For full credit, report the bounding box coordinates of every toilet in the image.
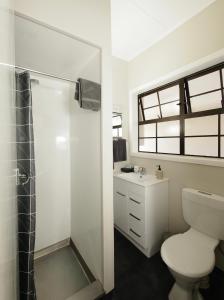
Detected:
[161,188,224,300]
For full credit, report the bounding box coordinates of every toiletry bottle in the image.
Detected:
[134,166,139,173]
[155,165,163,179]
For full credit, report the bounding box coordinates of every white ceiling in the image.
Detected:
[15,16,99,82]
[111,0,216,61]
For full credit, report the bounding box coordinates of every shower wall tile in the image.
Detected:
[18,232,35,255]
[16,124,34,142]
[15,107,32,125]
[18,212,36,234]
[18,195,36,215]
[17,177,36,197]
[19,271,35,295]
[16,142,35,160]
[17,157,35,175]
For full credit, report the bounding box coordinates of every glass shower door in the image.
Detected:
[0,0,17,299]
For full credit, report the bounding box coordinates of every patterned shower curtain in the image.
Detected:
[16,71,36,300]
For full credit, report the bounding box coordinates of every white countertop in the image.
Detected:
[114,172,168,187]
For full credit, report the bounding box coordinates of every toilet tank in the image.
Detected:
[182,188,224,240]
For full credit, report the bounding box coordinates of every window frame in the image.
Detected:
[138,62,224,159]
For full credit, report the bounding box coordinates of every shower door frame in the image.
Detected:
[14,10,114,295]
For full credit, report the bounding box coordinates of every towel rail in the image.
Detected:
[15,65,79,85]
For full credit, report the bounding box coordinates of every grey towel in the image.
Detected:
[75,78,101,111]
[113,138,127,162]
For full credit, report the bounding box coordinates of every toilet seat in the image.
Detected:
[161,228,219,278]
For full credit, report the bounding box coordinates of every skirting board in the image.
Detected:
[70,238,95,283]
[34,238,70,260]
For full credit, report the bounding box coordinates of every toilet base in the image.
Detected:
[169,282,204,300]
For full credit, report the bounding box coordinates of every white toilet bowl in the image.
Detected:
[161,188,224,300]
[161,228,219,300]
[167,270,203,300]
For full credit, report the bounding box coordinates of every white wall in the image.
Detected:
[112,57,129,172]
[0,0,17,299]
[112,57,128,118]
[128,0,224,90]
[15,0,114,292]
[31,75,71,251]
[76,52,101,84]
[127,0,224,233]
[70,51,102,280]
[70,101,102,280]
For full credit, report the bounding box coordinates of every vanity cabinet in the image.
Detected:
[113,173,168,257]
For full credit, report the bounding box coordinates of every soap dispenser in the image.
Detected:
[155,165,163,179]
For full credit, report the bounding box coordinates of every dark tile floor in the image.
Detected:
[101,229,224,300]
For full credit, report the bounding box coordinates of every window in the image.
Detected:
[113,112,122,137]
[138,62,224,158]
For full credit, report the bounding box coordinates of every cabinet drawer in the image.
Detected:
[114,178,127,196]
[128,190,144,205]
[127,182,145,197]
[128,198,144,220]
[128,221,145,248]
[128,214,144,235]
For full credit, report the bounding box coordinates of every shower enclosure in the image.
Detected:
[14,13,103,300]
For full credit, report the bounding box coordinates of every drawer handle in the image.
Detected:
[130,228,141,238]
[117,191,125,197]
[129,197,140,204]
[129,213,141,221]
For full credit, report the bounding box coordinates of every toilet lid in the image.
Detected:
[161,228,219,278]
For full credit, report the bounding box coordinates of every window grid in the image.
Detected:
[220,69,224,108]
[138,62,224,159]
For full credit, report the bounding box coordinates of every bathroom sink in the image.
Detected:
[114,172,167,187]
